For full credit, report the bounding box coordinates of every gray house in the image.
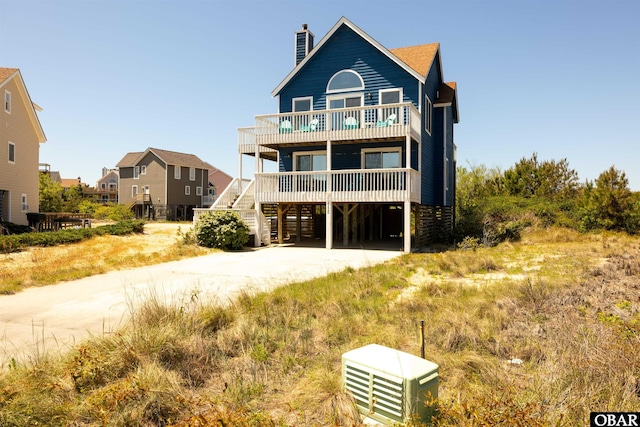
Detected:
[116,147,209,220]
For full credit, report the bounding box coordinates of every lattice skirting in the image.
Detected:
[416,205,454,247]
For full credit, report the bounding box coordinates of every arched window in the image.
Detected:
[326,70,364,93]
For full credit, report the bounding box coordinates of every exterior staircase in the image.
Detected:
[193,178,270,247]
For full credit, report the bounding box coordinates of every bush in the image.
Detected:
[191,211,249,250]
[0,220,145,253]
[93,204,134,221]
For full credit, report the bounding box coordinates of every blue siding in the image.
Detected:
[420,52,442,205]
[279,142,407,172]
[279,25,419,112]
[275,23,456,210]
[444,105,455,206]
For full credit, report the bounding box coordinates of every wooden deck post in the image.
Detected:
[277,204,284,244]
[404,200,411,253]
[326,198,333,249]
[296,205,302,242]
[343,203,349,246]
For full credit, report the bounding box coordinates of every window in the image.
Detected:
[134,166,140,179]
[444,156,449,191]
[189,167,196,181]
[184,185,191,195]
[425,95,432,135]
[292,96,312,112]
[132,185,138,197]
[141,165,146,175]
[379,88,403,122]
[21,194,27,212]
[8,142,15,163]
[196,186,203,196]
[362,147,401,169]
[327,70,364,93]
[294,151,327,171]
[174,166,181,180]
[4,90,10,114]
[143,185,149,194]
[380,88,401,105]
[101,183,106,190]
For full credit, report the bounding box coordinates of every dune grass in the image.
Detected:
[1,227,639,425]
[0,223,214,295]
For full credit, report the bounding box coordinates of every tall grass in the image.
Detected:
[1,227,639,425]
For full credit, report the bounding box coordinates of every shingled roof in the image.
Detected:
[116,148,209,169]
[389,43,439,79]
[0,68,19,83]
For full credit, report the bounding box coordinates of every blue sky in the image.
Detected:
[1,0,639,189]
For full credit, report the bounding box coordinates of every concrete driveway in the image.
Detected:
[0,245,400,364]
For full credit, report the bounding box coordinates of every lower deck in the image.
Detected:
[263,202,452,252]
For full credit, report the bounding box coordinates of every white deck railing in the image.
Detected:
[254,102,421,146]
[255,168,421,204]
[209,177,243,210]
[239,126,278,157]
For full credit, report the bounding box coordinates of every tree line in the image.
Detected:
[455,153,640,245]
[38,173,132,221]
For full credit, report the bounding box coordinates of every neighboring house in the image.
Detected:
[204,162,232,207]
[116,147,210,220]
[205,18,459,252]
[83,168,119,204]
[60,177,82,192]
[0,68,46,225]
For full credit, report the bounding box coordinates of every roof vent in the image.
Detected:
[294,24,314,66]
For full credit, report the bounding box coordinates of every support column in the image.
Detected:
[278,204,284,244]
[255,201,262,247]
[343,203,350,246]
[326,198,333,249]
[296,205,302,242]
[404,200,411,253]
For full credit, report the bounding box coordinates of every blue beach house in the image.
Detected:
[206,17,459,252]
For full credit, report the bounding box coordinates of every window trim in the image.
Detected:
[132,185,138,197]
[196,186,203,196]
[326,69,365,94]
[361,147,402,169]
[140,165,146,175]
[174,166,181,180]
[134,166,140,179]
[189,167,196,181]
[293,150,327,172]
[8,141,15,164]
[292,96,313,112]
[379,88,403,105]
[4,90,10,114]
[21,194,27,212]
[425,95,432,135]
[184,185,191,195]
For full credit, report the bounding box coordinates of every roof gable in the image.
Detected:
[389,44,440,79]
[116,148,209,170]
[0,67,46,143]
[272,17,437,97]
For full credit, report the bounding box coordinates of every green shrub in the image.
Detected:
[0,220,145,253]
[191,211,249,250]
[93,204,134,221]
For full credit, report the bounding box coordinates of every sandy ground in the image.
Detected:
[0,224,401,364]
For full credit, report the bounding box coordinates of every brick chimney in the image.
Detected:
[295,24,314,66]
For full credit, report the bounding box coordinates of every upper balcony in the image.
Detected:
[245,102,420,150]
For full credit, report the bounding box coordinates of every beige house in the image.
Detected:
[0,68,46,225]
[116,148,210,221]
[82,168,119,204]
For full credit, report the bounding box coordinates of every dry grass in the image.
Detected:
[0,222,214,294]
[1,227,639,426]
